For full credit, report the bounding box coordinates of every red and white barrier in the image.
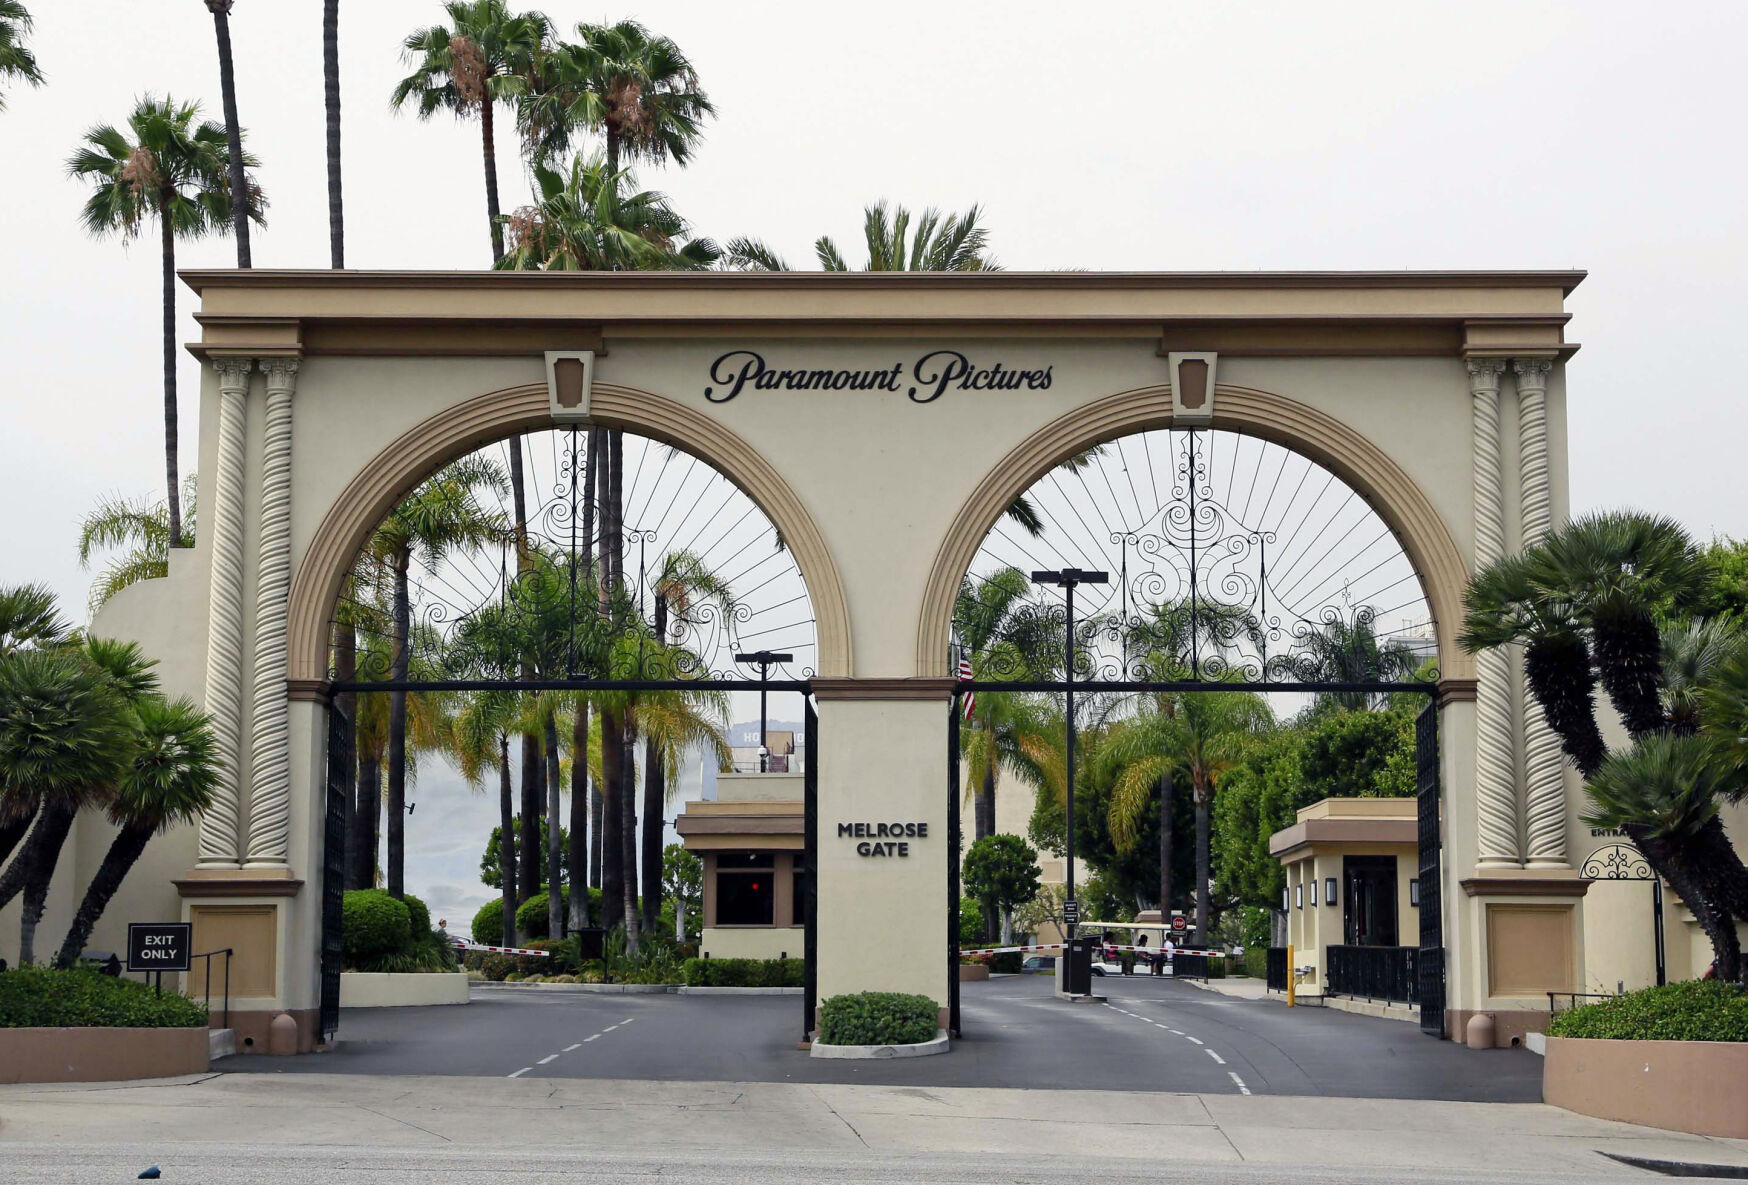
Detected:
[453,939,552,958]
[959,942,1228,957]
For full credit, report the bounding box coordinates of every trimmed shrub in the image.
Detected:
[516,889,570,940]
[1547,980,1748,1042]
[817,991,938,1046]
[471,898,507,946]
[342,890,411,959]
[480,954,516,982]
[681,957,805,987]
[0,968,208,1028]
[401,894,433,941]
[990,952,1022,974]
[1243,946,1269,980]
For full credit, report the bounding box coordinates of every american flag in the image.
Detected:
[958,655,975,721]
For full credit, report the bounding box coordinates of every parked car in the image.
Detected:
[1089,959,1125,977]
[1021,955,1056,973]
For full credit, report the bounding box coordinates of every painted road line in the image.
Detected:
[538,1054,559,1065]
[584,1034,600,1042]
[1185,1036,1204,1045]
[1205,1049,1227,1065]
[563,1043,582,1051]
[1228,1071,1252,1095]
[620,1017,635,1024]
[508,1067,532,1079]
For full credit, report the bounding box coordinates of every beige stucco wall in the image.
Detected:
[699,927,804,961]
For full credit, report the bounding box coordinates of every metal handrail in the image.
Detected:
[1547,990,1619,1014]
[192,948,233,1030]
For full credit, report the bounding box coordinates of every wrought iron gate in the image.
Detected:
[1415,700,1445,1037]
[319,700,351,1042]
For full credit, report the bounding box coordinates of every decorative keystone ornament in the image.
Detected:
[1168,351,1217,426]
[544,350,595,422]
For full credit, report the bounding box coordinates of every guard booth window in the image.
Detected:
[1344,855,1399,946]
[791,859,806,926]
[716,853,775,926]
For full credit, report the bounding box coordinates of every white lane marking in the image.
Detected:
[563,1043,582,1052]
[1205,1049,1226,1065]
[584,1034,600,1042]
[1184,1036,1204,1045]
[620,1017,635,1025]
[538,1054,559,1065]
[1228,1071,1252,1095]
[602,1024,619,1032]
[1154,1023,1170,1029]
[1168,1029,1184,1035]
[507,1067,532,1078]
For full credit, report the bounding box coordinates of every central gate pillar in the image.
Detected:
[809,679,955,1029]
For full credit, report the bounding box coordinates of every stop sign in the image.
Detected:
[1171,916,1186,932]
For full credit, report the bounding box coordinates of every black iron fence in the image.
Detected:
[1266,946,1289,992]
[1325,945,1418,1005]
[1173,950,1210,981]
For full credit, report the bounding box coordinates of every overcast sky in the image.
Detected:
[5,0,1745,927]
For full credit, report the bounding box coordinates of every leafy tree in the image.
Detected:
[392,0,548,262]
[478,816,568,890]
[76,477,198,613]
[662,844,701,939]
[962,833,1042,944]
[1297,703,1415,801]
[0,1,43,111]
[727,201,998,273]
[54,697,219,966]
[68,96,264,550]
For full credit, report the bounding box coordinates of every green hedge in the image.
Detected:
[516,889,569,940]
[471,898,508,946]
[681,957,804,987]
[342,890,411,959]
[1547,980,1748,1042]
[0,968,208,1028]
[1242,946,1269,980]
[818,991,938,1046]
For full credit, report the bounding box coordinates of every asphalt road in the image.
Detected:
[224,974,1543,1101]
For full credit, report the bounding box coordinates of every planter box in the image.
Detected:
[0,1027,209,1084]
[810,1029,950,1060]
[1544,1036,1748,1139]
[340,971,470,1008]
[958,964,990,982]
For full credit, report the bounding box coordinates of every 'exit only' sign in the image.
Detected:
[127,922,192,972]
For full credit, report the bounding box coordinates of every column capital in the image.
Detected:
[212,356,255,389]
[1512,357,1553,391]
[260,356,301,392]
[1465,357,1508,392]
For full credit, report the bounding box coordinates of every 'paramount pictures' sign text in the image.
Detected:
[704,349,1053,404]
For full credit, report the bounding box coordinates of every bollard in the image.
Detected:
[267,1012,299,1056]
[1465,1012,1496,1050]
[1286,944,1296,1007]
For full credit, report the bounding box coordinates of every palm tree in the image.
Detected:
[203,1,252,266]
[1274,609,1424,709]
[54,696,219,967]
[323,0,343,268]
[0,584,67,868]
[496,154,718,271]
[391,0,548,263]
[364,457,507,897]
[76,477,198,614]
[0,641,152,962]
[519,18,713,181]
[727,201,998,273]
[452,687,522,945]
[0,1,43,111]
[1105,687,1272,941]
[69,98,264,550]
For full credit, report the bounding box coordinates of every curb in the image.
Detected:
[677,986,804,996]
[809,1029,950,1060]
[473,982,675,994]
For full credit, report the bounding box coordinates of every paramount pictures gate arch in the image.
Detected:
[64,269,1590,1050]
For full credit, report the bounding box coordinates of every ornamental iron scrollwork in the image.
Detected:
[1580,842,1655,882]
[332,427,817,685]
[961,429,1437,692]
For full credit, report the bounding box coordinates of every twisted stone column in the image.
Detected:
[198,358,253,869]
[1468,358,1520,867]
[245,358,298,867]
[1516,357,1567,867]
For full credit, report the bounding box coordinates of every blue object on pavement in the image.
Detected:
[138,1167,160,1180]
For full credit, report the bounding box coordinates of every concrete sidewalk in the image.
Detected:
[3,1072,1746,1181]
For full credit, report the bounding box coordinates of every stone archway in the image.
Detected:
[915,381,1473,684]
[285,380,855,684]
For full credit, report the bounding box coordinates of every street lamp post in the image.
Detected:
[1029,569,1107,955]
[735,651,793,772]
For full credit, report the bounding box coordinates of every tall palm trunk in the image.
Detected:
[159,190,182,548]
[544,709,563,938]
[322,0,343,268]
[509,438,540,907]
[1193,784,1211,944]
[15,799,79,964]
[589,783,603,887]
[54,823,153,967]
[569,703,589,930]
[354,746,380,888]
[481,97,504,262]
[621,710,640,955]
[976,761,995,841]
[497,733,516,945]
[334,622,357,895]
[599,707,624,930]
[386,549,411,897]
[1157,771,1173,921]
[0,802,68,912]
[206,0,251,266]
[0,805,35,870]
[641,597,669,933]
